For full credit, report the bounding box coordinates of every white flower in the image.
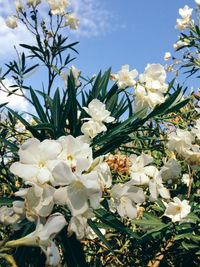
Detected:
[14,0,23,12]
[192,118,200,139]
[60,65,81,88]
[46,0,71,15]
[68,209,94,240]
[15,183,55,220]
[110,65,138,89]
[64,13,80,30]
[149,170,170,201]
[27,0,35,6]
[10,138,62,185]
[6,213,66,266]
[139,64,168,93]
[81,99,115,139]
[53,160,102,216]
[129,153,156,185]
[133,85,149,117]
[83,99,115,123]
[81,120,106,139]
[56,135,92,172]
[108,181,145,219]
[182,174,190,186]
[164,52,171,61]
[5,15,18,29]
[0,201,25,230]
[94,158,112,189]
[160,158,180,184]
[164,197,191,222]
[195,0,200,5]
[175,5,193,31]
[173,40,187,49]
[27,0,41,6]
[167,128,195,156]
[179,5,193,19]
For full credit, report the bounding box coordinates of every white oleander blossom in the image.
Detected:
[64,13,80,30]
[53,159,102,216]
[167,128,195,156]
[164,197,191,222]
[0,201,25,230]
[164,52,171,61]
[81,99,115,139]
[134,84,166,113]
[192,118,200,139]
[14,0,23,12]
[148,169,170,201]
[129,153,156,185]
[81,120,106,139]
[108,181,145,219]
[182,174,190,186]
[175,5,193,31]
[110,65,138,89]
[173,40,187,49]
[83,99,115,123]
[10,138,62,185]
[56,135,92,172]
[68,209,94,240]
[5,15,18,29]
[60,65,81,88]
[15,183,55,220]
[27,0,41,6]
[160,158,180,184]
[167,129,200,166]
[46,0,71,15]
[94,157,112,189]
[139,63,168,93]
[6,213,66,266]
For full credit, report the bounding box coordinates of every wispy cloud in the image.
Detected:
[70,0,114,37]
[0,0,115,57]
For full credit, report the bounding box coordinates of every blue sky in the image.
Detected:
[0,0,198,111]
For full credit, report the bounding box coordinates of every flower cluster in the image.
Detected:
[111,63,169,116]
[175,5,193,31]
[5,0,79,31]
[81,99,115,139]
[167,122,200,167]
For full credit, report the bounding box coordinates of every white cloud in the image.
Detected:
[0,15,34,59]
[70,0,113,37]
[0,78,31,112]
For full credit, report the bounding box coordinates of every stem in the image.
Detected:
[186,165,193,199]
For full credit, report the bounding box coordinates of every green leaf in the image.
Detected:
[30,87,48,123]
[87,219,115,254]
[67,72,78,136]
[6,107,44,140]
[52,88,61,130]
[58,228,88,267]
[184,212,200,223]
[181,241,199,250]
[0,197,19,205]
[0,138,19,152]
[94,208,139,239]
[132,219,165,227]
[142,211,163,222]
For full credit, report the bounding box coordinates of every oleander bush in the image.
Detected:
[0,1,199,266]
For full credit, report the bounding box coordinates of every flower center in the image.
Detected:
[123,75,129,80]
[67,155,73,161]
[75,181,83,189]
[176,206,181,211]
[38,161,45,168]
